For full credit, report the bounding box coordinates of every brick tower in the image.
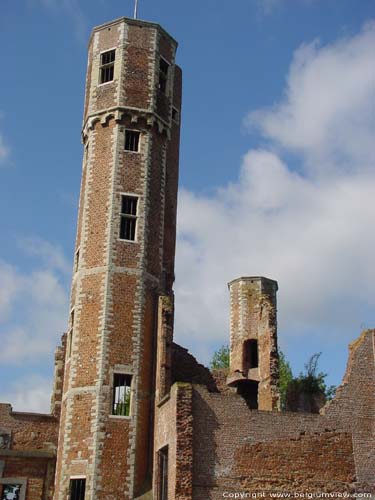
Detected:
[54,17,181,500]
[227,277,280,411]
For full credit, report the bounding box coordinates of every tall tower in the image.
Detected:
[54,17,181,500]
[227,277,280,411]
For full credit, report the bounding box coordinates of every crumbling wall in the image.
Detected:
[50,334,67,418]
[323,330,375,484]
[0,404,58,500]
[153,383,193,500]
[190,330,375,499]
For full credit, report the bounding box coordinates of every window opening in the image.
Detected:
[75,248,80,273]
[119,195,138,241]
[158,446,168,500]
[69,478,86,500]
[172,107,179,123]
[68,310,74,358]
[124,130,140,152]
[159,58,169,94]
[243,339,258,371]
[1,484,21,500]
[99,49,115,84]
[237,380,259,410]
[112,373,132,416]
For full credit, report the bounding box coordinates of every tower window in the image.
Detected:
[243,339,258,371]
[67,310,75,359]
[99,49,115,84]
[75,248,80,273]
[112,373,132,416]
[159,58,169,94]
[124,130,140,152]
[172,107,179,124]
[158,446,168,500]
[119,195,138,241]
[69,478,86,500]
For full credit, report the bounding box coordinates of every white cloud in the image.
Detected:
[0,263,22,320]
[246,22,375,172]
[174,22,375,364]
[20,237,72,275]
[0,375,52,413]
[0,238,69,364]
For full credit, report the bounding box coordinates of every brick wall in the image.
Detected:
[54,16,181,500]
[0,404,58,500]
[153,383,193,500]
[189,330,375,499]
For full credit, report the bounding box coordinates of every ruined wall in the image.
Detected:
[0,404,58,500]
[190,330,375,499]
[323,330,375,484]
[153,383,193,500]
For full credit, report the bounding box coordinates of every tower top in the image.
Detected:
[89,16,178,47]
[227,276,278,291]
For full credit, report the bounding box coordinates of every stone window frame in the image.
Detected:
[0,477,27,500]
[158,56,171,96]
[98,47,116,86]
[118,192,140,244]
[108,366,134,420]
[68,476,86,500]
[156,445,169,500]
[124,129,141,153]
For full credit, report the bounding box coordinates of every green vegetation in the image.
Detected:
[286,352,336,402]
[210,345,336,408]
[210,345,230,369]
[278,351,293,409]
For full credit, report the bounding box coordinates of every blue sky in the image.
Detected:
[0,0,374,411]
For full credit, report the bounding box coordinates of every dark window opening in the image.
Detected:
[237,380,259,410]
[68,310,75,358]
[159,58,169,94]
[119,195,138,241]
[243,339,258,371]
[158,446,168,500]
[112,373,132,416]
[75,249,80,273]
[172,107,179,123]
[125,130,140,152]
[1,484,21,500]
[69,478,86,500]
[100,49,115,84]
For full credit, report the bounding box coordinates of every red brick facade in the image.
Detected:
[0,15,374,500]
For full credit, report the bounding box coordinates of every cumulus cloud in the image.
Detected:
[0,376,52,413]
[0,238,70,365]
[246,22,375,172]
[174,22,375,364]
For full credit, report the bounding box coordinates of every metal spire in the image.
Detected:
[133,0,138,19]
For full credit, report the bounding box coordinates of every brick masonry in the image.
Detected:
[53,16,181,500]
[0,404,57,500]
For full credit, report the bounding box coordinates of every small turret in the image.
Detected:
[227,276,280,410]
